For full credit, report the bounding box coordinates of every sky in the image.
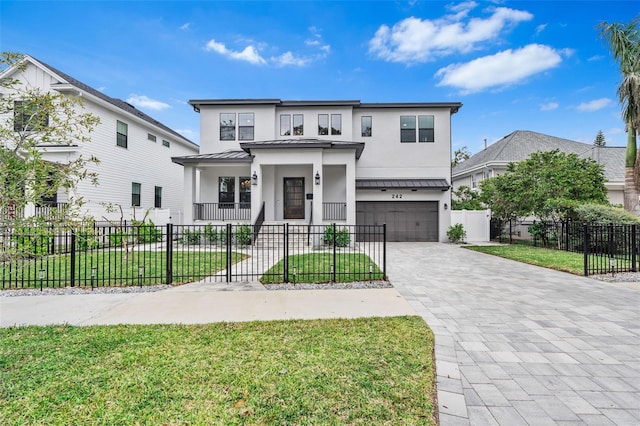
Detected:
[1,0,638,155]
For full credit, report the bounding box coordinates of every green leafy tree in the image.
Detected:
[480,150,608,226]
[451,146,471,167]
[598,18,640,212]
[451,185,484,210]
[594,130,606,147]
[0,52,100,228]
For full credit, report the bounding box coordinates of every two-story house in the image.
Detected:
[172,99,461,242]
[0,55,199,223]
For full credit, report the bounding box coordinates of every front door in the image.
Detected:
[284,177,305,219]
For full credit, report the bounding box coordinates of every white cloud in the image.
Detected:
[205,39,267,65]
[126,94,170,111]
[179,23,191,30]
[540,101,558,111]
[369,5,533,63]
[435,44,564,93]
[272,51,309,67]
[535,23,547,35]
[577,98,612,112]
[588,55,604,61]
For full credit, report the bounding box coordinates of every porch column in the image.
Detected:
[183,165,196,224]
[345,159,356,224]
[313,161,323,225]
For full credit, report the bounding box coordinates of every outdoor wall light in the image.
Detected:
[315,171,321,185]
[252,171,258,185]
[444,203,448,210]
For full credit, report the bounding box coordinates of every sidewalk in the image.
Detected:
[0,282,416,327]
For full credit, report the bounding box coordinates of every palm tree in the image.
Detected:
[599,18,640,212]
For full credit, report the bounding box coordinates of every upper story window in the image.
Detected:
[401,115,435,143]
[318,114,328,135]
[14,100,48,131]
[238,113,254,141]
[418,115,434,143]
[361,116,372,137]
[280,114,291,136]
[147,133,156,142]
[331,114,341,136]
[131,182,141,206]
[220,113,236,140]
[117,120,128,148]
[293,114,304,136]
[162,140,170,148]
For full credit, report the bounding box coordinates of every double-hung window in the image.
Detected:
[331,114,341,135]
[400,116,416,142]
[401,115,435,142]
[117,121,128,148]
[14,100,48,131]
[131,182,141,206]
[154,186,162,208]
[239,113,254,140]
[361,116,372,137]
[219,177,235,208]
[418,115,434,142]
[220,113,236,140]
[318,114,329,135]
[280,115,291,136]
[293,114,304,135]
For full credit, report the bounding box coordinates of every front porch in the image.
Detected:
[191,201,348,222]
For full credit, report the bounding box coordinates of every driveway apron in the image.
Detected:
[387,242,640,426]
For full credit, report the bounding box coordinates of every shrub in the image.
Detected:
[572,203,640,224]
[204,224,218,243]
[235,225,252,246]
[76,229,99,250]
[181,228,201,245]
[11,226,53,257]
[108,230,127,247]
[131,220,162,244]
[447,223,466,244]
[323,226,351,247]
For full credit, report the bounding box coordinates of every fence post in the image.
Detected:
[284,223,289,283]
[70,229,76,287]
[166,223,173,284]
[332,223,337,283]
[633,224,637,273]
[583,224,589,276]
[226,223,232,282]
[383,224,387,280]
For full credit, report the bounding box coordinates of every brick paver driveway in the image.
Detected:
[387,243,640,426]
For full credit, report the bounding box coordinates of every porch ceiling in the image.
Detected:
[356,178,450,191]
[240,138,365,159]
[172,150,251,165]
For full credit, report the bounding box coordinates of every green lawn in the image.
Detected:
[0,317,436,425]
[465,244,585,274]
[1,250,248,288]
[260,253,384,284]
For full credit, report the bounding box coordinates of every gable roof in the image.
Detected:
[452,130,625,182]
[6,55,197,148]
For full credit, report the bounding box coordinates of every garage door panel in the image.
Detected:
[356,201,439,242]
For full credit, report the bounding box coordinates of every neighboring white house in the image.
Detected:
[0,55,199,223]
[172,99,462,242]
[452,130,625,205]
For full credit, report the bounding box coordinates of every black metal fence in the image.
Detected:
[0,223,386,289]
[494,220,640,276]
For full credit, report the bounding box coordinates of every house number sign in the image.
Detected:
[391,194,403,199]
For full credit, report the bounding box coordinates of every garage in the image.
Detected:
[356,201,439,242]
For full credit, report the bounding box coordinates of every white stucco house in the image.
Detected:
[172,99,462,242]
[452,130,625,206]
[0,55,199,223]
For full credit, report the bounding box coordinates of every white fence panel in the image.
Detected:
[451,209,491,242]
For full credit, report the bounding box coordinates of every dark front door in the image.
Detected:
[284,177,305,219]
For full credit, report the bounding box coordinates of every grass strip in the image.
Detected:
[260,253,384,284]
[0,317,436,425]
[465,244,584,275]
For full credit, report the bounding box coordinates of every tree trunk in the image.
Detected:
[624,167,640,212]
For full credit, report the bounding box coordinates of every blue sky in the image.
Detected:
[1,0,637,154]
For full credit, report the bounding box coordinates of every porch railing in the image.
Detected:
[193,203,251,221]
[35,202,68,219]
[323,202,347,221]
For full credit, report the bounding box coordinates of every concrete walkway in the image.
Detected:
[388,243,640,426]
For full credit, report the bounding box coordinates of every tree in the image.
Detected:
[598,18,640,212]
[594,130,606,147]
[451,146,471,167]
[480,150,608,226]
[0,52,100,228]
[451,185,484,210]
